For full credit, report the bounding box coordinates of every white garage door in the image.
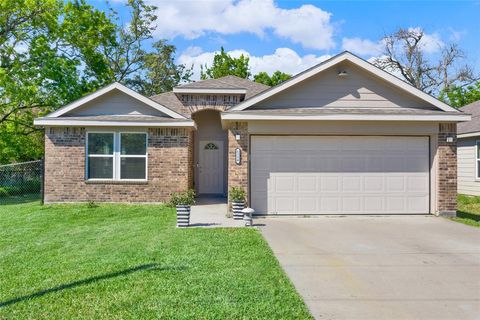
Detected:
[250,136,430,215]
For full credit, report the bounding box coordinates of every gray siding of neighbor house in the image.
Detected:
[254,61,437,110]
[68,89,168,117]
[458,137,480,196]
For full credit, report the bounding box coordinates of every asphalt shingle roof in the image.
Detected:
[175,75,270,99]
[150,76,270,117]
[458,101,480,135]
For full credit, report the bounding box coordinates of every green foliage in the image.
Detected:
[169,189,196,206]
[0,122,44,163]
[126,40,193,96]
[440,82,480,108]
[229,186,246,202]
[200,47,251,79]
[0,178,41,198]
[0,0,117,163]
[254,70,291,86]
[0,0,190,164]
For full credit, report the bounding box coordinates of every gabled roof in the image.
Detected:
[458,101,480,136]
[174,75,269,99]
[47,82,187,119]
[227,51,459,113]
[150,91,191,117]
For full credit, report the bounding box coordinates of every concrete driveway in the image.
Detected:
[260,216,480,320]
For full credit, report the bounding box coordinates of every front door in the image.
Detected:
[198,140,224,194]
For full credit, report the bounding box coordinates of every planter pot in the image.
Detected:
[232,201,245,220]
[176,205,191,227]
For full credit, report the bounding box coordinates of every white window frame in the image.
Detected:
[86,131,148,181]
[476,140,480,180]
[118,132,148,181]
[86,131,115,181]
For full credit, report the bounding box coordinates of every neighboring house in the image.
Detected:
[457,101,480,195]
[34,51,470,216]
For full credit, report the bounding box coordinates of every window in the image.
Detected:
[86,132,147,181]
[204,142,219,150]
[477,141,480,179]
[120,133,147,180]
[87,133,114,179]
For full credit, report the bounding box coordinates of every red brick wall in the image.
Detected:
[227,122,249,205]
[44,127,193,203]
[437,123,457,214]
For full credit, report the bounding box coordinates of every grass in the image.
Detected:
[0,200,311,319]
[455,194,480,227]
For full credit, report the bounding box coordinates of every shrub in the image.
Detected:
[169,189,196,206]
[229,186,245,202]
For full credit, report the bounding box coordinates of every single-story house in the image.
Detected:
[34,51,470,216]
[457,100,480,195]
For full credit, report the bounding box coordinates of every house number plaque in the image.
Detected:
[235,148,241,165]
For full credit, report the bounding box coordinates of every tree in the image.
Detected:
[126,40,192,96]
[103,0,154,84]
[0,0,117,163]
[373,28,476,96]
[440,82,480,108]
[200,47,250,79]
[0,0,190,163]
[254,70,291,86]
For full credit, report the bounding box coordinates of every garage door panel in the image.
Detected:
[386,176,405,192]
[297,176,318,192]
[386,197,406,212]
[407,196,429,212]
[298,197,318,212]
[274,197,297,213]
[321,176,340,192]
[320,197,341,212]
[407,176,429,192]
[364,196,384,212]
[342,176,362,192]
[251,136,429,215]
[364,176,384,192]
[272,175,296,192]
[342,197,363,212]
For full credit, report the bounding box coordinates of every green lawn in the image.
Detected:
[0,201,311,319]
[455,194,480,227]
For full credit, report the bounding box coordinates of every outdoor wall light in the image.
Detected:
[446,136,454,143]
[337,70,348,77]
[235,133,241,140]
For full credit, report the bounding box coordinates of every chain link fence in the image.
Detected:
[0,160,43,204]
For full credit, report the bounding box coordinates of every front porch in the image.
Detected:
[189,195,244,227]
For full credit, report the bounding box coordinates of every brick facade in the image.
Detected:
[437,123,457,215]
[44,127,193,203]
[227,122,249,205]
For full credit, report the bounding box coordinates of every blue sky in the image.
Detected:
[92,0,480,79]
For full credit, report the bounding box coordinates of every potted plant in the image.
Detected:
[229,186,246,220]
[169,189,195,227]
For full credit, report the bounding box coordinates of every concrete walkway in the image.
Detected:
[189,196,244,228]
[259,215,480,320]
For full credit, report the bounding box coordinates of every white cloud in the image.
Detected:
[408,27,444,54]
[341,37,382,56]
[342,28,445,57]
[178,47,331,80]
[147,0,335,50]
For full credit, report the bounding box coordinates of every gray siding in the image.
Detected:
[68,89,167,117]
[255,61,436,110]
[457,137,480,195]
